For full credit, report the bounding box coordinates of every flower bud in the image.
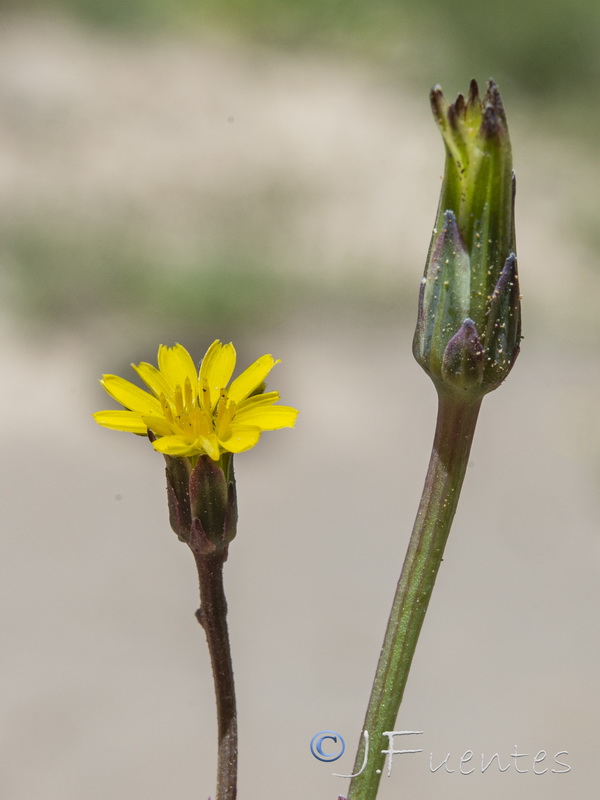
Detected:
[413,79,521,398]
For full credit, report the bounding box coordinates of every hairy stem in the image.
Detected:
[346,392,482,800]
[194,551,237,800]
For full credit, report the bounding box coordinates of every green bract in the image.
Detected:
[165,452,238,553]
[413,79,521,398]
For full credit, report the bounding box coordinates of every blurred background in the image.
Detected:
[1,1,599,798]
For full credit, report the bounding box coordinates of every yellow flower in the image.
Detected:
[94,340,298,460]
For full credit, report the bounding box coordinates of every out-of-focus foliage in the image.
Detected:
[6,0,600,112]
[2,223,292,337]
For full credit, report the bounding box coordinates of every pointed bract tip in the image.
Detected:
[485,77,500,97]
[500,251,518,280]
[480,103,501,139]
[429,209,467,268]
[468,78,480,105]
[442,318,485,391]
[484,79,507,125]
[430,85,446,120]
[454,92,466,116]
[443,209,457,225]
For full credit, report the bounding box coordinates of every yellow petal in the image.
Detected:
[199,340,236,408]
[227,354,279,404]
[152,435,200,457]
[157,344,198,391]
[93,410,148,434]
[199,434,222,461]
[220,427,261,453]
[100,375,162,415]
[133,362,173,399]
[236,391,280,411]
[233,405,298,430]
[152,433,221,460]
[141,415,175,437]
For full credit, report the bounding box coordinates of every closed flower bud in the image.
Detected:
[413,79,521,398]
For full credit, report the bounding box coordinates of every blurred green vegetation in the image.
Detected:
[9,0,600,115]
[3,221,412,341]
[2,222,286,338]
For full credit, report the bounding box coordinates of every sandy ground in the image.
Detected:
[0,14,599,800]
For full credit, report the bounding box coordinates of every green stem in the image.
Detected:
[346,391,482,800]
[194,550,237,800]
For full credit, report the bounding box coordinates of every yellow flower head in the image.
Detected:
[94,340,298,460]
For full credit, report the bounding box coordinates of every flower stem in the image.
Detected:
[194,550,237,800]
[346,391,482,800]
